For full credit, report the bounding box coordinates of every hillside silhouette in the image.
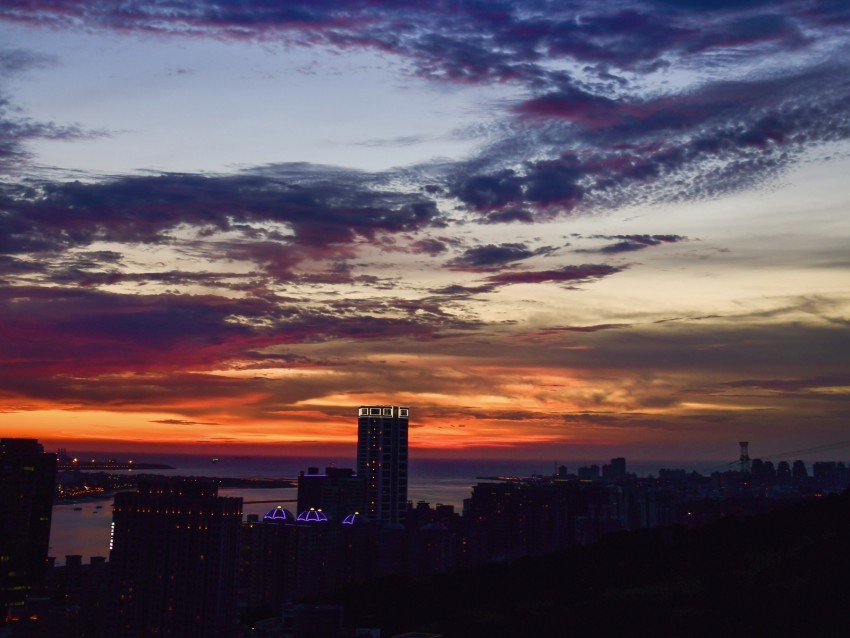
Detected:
[334,491,850,637]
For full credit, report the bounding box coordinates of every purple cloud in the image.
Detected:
[0,167,442,258]
[580,234,689,253]
[447,242,555,271]
[486,263,624,286]
[409,237,452,256]
[450,170,524,211]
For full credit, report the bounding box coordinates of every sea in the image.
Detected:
[50,453,723,565]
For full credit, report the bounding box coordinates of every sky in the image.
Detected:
[0,0,848,463]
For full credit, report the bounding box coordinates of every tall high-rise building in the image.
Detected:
[108,478,242,638]
[357,405,409,525]
[0,438,56,624]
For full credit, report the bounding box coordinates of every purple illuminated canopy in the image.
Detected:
[263,507,294,524]
[342,513,363,525]
[296,508,329,523]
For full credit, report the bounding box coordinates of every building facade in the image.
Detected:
[357,405,409,525]
[108,478,242,638]
[0,438,56,624]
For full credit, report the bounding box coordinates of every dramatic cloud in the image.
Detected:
[3,2,850,212]
[0,168,442,258]
[1,0,848,456]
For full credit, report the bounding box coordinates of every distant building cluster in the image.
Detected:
[3,420,850,637]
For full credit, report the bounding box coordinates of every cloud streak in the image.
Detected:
[485,263,624,286]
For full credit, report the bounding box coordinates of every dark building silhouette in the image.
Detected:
[239,511,294,613]
[414,521,452,576]
[746,459,779,485]
[287,509,342,600]
[812,461,849,489]
[577,464,600,481]
[0,438,57,624]
[776,460,792,482]
[602,457,627,481]
[297,467,365,522]
[466,482,574,561]
[107,478,242,638]
[357,406,409,524]
[239,507,382,608]
[338,513,373,589]
[46,555,109,638]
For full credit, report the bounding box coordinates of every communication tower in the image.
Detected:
[739,441,751,474]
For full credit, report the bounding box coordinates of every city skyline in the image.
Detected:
[1,1,849,461]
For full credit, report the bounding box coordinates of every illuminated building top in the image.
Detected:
[358,405,409,418]
[357,405,409,525]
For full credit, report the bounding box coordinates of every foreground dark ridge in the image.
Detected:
[333,491,850,637]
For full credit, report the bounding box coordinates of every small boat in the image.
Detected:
[211,458,220,464]
[73,507,82,511]
[95,505,103,509]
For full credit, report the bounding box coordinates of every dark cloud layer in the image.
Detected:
[447,242,555,270]
[0,168,441,267]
